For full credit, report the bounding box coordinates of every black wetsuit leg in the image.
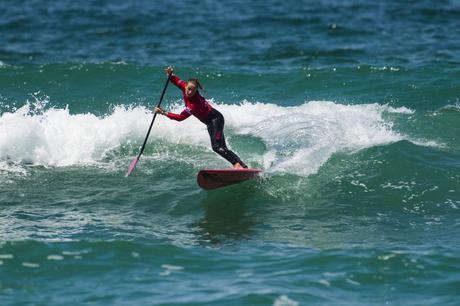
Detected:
[205,109,247,167]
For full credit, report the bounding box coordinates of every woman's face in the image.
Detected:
[185,82,197,98]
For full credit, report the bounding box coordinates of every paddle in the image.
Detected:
[125,72,172,177]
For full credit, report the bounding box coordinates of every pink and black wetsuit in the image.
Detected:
[166,75,247,167]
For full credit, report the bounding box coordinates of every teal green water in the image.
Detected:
[1,1,460,305]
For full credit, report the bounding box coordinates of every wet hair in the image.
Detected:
[187,78,206,94]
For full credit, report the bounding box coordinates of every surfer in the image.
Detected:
[155,66,248,169]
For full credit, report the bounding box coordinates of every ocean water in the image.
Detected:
[1,0,460,305]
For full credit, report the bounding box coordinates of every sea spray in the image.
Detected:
[220,101,410,175]
[1,99,415,177]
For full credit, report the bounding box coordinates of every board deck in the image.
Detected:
[197,168,262,190]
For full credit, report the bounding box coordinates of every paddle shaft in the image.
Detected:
[136,73,172,161]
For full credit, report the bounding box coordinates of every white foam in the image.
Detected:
[273,295,299,306]
[0,102,206,167]
[1,100,413,175]
[218,101,406,175]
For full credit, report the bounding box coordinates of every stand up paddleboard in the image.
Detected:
[197,169,262,190]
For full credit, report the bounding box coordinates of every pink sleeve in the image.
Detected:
[166,108,192,121]
[170,75,186,91]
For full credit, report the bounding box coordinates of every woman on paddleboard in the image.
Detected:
[155,66,248,169]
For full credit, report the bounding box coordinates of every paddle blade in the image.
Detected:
[125,156,140,177]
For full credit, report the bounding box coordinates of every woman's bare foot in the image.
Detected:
[233,162,244,169]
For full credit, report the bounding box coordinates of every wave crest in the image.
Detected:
[1,100,413,175]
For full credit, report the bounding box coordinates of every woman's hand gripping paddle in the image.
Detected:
[125,72,172,177]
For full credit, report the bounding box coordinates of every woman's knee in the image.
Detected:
[212,144,226,154]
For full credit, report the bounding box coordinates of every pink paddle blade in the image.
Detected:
[125,157,140,177]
